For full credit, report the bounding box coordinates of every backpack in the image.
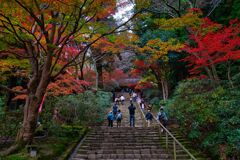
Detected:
[158,112,168,121]
[145,112,153,120]
[107,113,113,121]
[117,112,122,120]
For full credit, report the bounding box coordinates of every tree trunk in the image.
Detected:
[80,64,84,80]
[75,64,79,80]
[79,51,87,80]
[96,61,103,89]
[1,54,52,156]
[150,67,167,100]
[16,95,40,143]
[161,79,168,100]
[155,76,163,99]
[95,71,99,90]
[0,91,43,156]
[227,61,234,88]
[163,80,169,100]
[211,64,220,82]
[161,80,166,100]
[91,56,98,90]
[0,93,44,156]
[219,144,227,160]
[204,66,214,81]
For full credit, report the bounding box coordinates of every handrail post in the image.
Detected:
[166,132,168,150]
[173,140,176,160]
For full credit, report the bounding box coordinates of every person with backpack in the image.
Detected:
[128,103,136,127]
[157,106,168,132]
[116,109,122,127]
[112,103,118,119]
[145,110,153,127]
[107,111,114,127]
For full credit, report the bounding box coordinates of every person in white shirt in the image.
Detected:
[120,95,125,105]
[114,97,119,105]
[140,99,145,110]
[132,92,137,102]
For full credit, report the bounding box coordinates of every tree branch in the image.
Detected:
[51,10,141,79]
[206,0,222,17]
[163,0,181,17]
[0,85,27,94]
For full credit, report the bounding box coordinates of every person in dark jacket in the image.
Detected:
[128,103,136,127]
[112,91,115,102]
[145,110,153,127]
[112,103,118,119]
[107,111,114,127]
[157,106,168,132]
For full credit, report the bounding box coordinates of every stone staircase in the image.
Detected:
[69,94,206,160]
[71,127,177,159]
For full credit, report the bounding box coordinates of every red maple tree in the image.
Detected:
[183,19,240,82]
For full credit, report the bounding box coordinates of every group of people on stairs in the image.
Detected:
[107,100,137,127]
[107,92,168,130]
[145,106,168,132]
[113,95,126,105]
[107,104,122,127]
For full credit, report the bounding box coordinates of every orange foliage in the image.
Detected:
[47,74,91,96]
[135,81,153,90]
[13,94,27,101]
[12,73,92,100]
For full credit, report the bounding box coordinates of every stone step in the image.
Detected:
[83,141,162,144]
[91,127,159,130]
[85,137,161,140]
[81,141,162,144]
[87,135,160,137]
[79,145,165,150]
[89,130,160,133]
[87,134,160,137]
[86,135,160,138]
[73,153,175,159]
[77,148,168,154]
[84,137,161,140]
[90,130,160,134]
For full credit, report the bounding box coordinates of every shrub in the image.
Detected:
[42,91,111,127]
[0,110,22,142]
[167,79,240,159]
[0,96,22,148]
